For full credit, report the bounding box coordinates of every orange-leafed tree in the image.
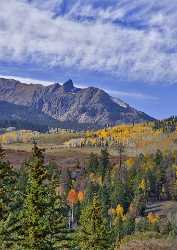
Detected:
[67,189,78,205]
[78,191,85,203]
[67,189,78,228]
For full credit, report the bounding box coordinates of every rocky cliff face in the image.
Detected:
[0,78,154,129]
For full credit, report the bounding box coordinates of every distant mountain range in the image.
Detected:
[0,78,154,131]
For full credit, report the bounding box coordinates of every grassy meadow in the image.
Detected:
[0,122,177,168]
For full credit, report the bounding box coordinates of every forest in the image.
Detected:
[1,140,177,249]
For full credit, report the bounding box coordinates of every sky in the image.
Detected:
[0,0,176,119]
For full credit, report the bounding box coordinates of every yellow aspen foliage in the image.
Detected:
[90,138,97,146]
[139,179,146,191]
[108,208,116,216]
[147,212,160,224]
[0,130,34,144]
[85,131,92,138]
[126,158,135,168]
[100,129,108,139]
[84,121,175,152]
[116,204,124,218]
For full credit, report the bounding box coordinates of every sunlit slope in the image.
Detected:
[85,122,177,153]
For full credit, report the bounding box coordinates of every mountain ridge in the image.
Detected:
[0,77,154,130]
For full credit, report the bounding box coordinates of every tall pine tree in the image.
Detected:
[0,145,19,249]
[76,194,111,250]
[99,148,110,184]
[19,142,71,249]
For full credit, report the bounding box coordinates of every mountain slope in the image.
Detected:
[0,101,62,131]
[0,101,94,131]
[0,78,154,129]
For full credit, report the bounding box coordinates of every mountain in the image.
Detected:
[0,101,93,132]
[0,101,64,132]
[0,78,154,130]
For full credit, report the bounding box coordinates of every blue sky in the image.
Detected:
[0,0,176,119]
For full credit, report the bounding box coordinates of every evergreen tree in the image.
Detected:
[48,183,72,249]
[154,150,166,200]
[111,180,131,211]
[98,184,111,219]
[76,194,111,250]
[19,142,71,249]
[0,145,19,249]
[85,180,99,204]
[99,148,110,184]
[0,146,16,220]
[117,142,125,173]
[87,153,99,174]
[61,168,73,195]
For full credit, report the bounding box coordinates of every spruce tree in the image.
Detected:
[76,194,111,250]
[87,153,99,174]
[19,142,71,250]
[98,184,111,220]
[47,182,72,249]
[99,148,110,184]
[0,145,19,249]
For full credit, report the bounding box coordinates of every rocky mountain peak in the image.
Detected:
[63,79,74,92]
[0,77,154,129]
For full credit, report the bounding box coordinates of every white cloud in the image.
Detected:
[26,0,63,11]
[0,74,53,86]
[0,0,177,84]
[107,89,158,101]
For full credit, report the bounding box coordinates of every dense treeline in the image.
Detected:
[0,119,50,132]
[153,116,177,133]
[0,119,98,133]
[0,144,177,249]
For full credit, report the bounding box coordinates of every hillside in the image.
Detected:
[84,122,177,154]
[0,101,90,132]
[0,78,154,130]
